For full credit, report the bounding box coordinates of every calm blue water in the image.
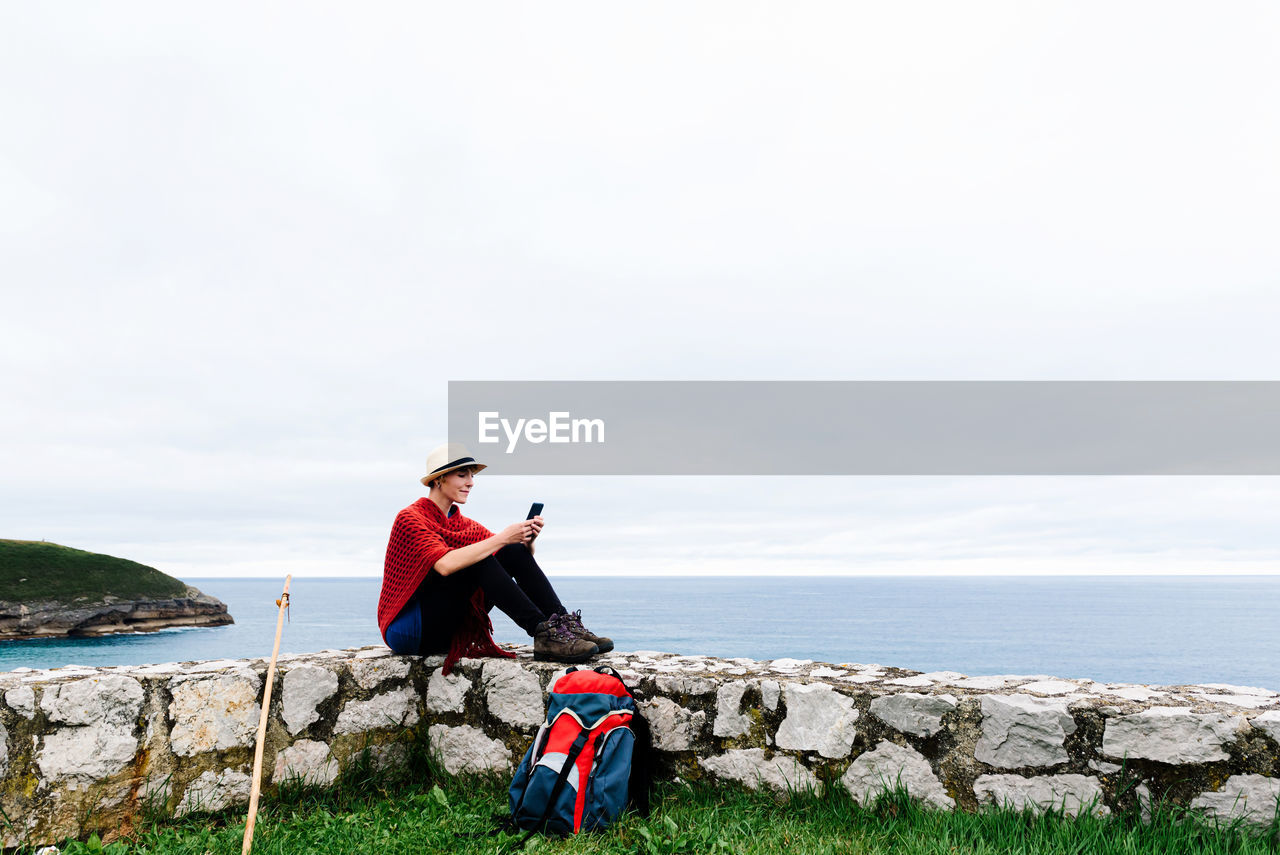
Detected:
[2,577,1278,691]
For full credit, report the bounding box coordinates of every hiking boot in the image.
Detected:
[561,609,614,654]
[533,616,598,663]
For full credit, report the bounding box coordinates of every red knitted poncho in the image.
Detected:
[377,497,516,674]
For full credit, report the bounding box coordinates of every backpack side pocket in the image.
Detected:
[581,725,636,832]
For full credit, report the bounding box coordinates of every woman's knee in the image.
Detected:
[494,543,542,574]
[435,561,487,592]
[385,605,421,655]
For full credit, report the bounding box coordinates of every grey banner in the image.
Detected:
[447,381,1280,475]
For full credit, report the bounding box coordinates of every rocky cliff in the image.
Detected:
[0,540,234,639]
[0,586,233,639]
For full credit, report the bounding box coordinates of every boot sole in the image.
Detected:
[533,646,599,664]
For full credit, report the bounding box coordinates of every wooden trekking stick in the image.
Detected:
[242,575,291,855]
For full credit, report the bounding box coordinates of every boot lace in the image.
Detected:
[546,613,578,643]
[564,609,586,634]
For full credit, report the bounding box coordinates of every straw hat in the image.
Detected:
[421,443,487,486]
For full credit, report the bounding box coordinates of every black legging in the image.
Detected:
[387,543,567,656]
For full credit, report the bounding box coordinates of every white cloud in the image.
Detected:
[2,3,1278,578]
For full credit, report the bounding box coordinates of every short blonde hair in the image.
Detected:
[426,465,478,490]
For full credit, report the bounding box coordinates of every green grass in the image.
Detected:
[22,743,1279,855]
[0,540,188,605]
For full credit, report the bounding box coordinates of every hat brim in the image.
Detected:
[420,461,487,486]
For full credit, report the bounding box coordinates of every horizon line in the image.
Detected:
[182,572,1280,579]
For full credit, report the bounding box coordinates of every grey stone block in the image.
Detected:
[842,741,954,809]
[974,773,1108,817]
[869,693,957,738]
[1102,707,1244,764]
[975,694,1075,769]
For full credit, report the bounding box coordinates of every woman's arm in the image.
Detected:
[432,518,541,576]
[432,534,506,576]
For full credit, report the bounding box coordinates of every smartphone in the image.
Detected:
[526,502,544,540]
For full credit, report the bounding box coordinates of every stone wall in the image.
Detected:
[2,646,1279,846]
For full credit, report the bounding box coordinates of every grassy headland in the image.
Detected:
[0,539,188,605]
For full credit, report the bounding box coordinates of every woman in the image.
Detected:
[377,443,612,674]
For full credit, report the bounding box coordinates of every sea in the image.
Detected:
[2,576,1278,691]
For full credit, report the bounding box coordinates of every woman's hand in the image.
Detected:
[525,515,545,554]
[498,516,544,546]
[437,516,547,575]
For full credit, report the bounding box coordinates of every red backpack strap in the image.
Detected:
[517,728,590,845]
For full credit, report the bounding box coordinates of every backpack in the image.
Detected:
[507,664,651,839]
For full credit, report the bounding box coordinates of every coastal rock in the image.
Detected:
[0,588,233,640]
[272,739,339,787]
[0,721,7,778]
[176,769,252,816]
[1191,775,1280,828]
[5,686,35,719]
[642,697,707,752]
[714,680,753,738]
[700,748,819,793]
[842,741,954,809]
[974,774,1109,817]
[427,724,511,775]
[335,686,419,734]
[168,671,261,755]
[869,693,957,738]
[282,665,339,735]
[481,659,543,728]
[426,667,470,713]
[975,695,1075,769]
[776,683,859,759]
[1102,707,1245,764]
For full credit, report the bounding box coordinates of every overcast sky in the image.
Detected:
[2,3,1279,579]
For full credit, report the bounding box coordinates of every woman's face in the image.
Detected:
[437,468,475,504]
